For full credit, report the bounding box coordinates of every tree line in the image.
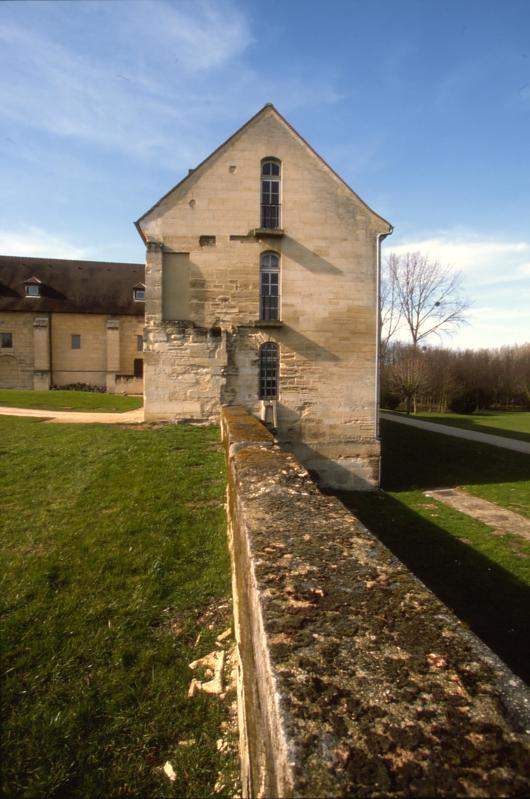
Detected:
[380,251,529,413]
[381,342,530,413]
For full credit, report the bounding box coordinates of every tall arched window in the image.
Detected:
[261,158,281,229]
[259,342,279,399]
[260,251,280,321]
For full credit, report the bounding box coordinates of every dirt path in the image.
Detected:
[425,487,530,542]
[0,406,144,424]
[380,412,530,455]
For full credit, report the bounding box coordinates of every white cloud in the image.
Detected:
[383,231,530,349]
[385,234,530,280]
[0,228,87,259]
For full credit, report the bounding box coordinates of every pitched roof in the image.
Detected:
[0,255,145,315]
[135,103,392,242]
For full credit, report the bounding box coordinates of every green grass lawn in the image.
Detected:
[337,419,530,683]
[388,409,530,443]
[0,389,143,413]
[0,417,234,798]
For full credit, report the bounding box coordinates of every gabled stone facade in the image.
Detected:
[136,104,392,489]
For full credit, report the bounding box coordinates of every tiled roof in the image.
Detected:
[0,255,145,315]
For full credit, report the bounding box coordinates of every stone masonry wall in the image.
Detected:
[0,311,143,392]
[222,406,530,798]
[0,310,34,388]
[144,320,228,422]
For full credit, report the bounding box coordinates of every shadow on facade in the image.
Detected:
[278,325,340,362]
[282,236,343,275]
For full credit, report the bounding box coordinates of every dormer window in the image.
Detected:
[261,158,281,229]
[24,277,42,298]
[133,283,145,302]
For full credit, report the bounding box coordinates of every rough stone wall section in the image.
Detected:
[144,320,228,422]
[222,405,530,798]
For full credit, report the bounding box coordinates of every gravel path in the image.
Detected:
[425,488,530,541]
[0,406,144,424]
[380,412,530,455]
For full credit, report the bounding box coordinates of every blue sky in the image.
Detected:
[1,0,529,348]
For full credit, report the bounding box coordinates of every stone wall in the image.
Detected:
[143,320,228,422]
[0,311,143,392]
[0,310,34,388]
[114,375,143,395]
[51,312,108,387]
[222,405,530,798]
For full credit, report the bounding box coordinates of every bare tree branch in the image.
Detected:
[388,251,470,347]
[380,254,403,356]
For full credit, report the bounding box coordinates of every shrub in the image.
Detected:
[51,383,106,394]
[449,394,477,414]
[381,391,401,410]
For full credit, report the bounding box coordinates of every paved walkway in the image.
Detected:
[0,406,144,425]
[425,488,530,542]
[380,412,530,455]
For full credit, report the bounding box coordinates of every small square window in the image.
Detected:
[71,334,81,350]
[137,335,143,352]
[134,288,145,301]
[1,332,13,348]
[25,284,40,297]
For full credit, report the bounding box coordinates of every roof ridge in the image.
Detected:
[0,254,143,267]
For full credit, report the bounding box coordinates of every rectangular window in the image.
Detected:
[136,335,143,352]
[259,343,279,399]
[1,332,13,348]
[25,284,40,297]
[260,270,279,320]
[71,334,81,350]
[134,288,145,301]
[134,358,143,379]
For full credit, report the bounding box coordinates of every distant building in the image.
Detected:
[135,104,392,489]
[0,255,145,394]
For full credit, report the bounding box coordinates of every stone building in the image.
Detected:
[136,103,392,489]
[0,255,145,393]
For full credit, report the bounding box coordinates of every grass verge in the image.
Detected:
[0,417,233,798]
[0,389,143,413]
[387,409,530,443]
[337,419,530,683]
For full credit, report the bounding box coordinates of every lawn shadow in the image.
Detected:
[381,418,530,491]
[336,489,530,684]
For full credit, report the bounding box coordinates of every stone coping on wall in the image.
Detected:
[221,405,530,798]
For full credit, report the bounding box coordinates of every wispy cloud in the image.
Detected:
[0,227,87,259]
[0,0,340,169]
[130,0,253,71]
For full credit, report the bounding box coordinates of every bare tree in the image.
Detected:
[388,251,469,347]
[380,253,402,357]
[388,345,428,414]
